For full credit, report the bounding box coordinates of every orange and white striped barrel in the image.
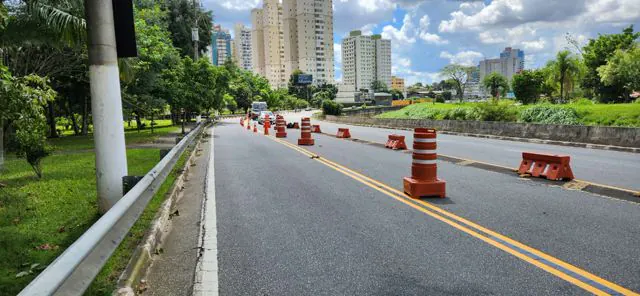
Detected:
[297,117,314,145]
[411,128,438,181]
[264,114,270,135]
[276,115,287,138]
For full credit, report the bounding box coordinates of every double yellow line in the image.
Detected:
[264,133,637,295]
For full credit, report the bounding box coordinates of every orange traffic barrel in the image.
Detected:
[276,115,287,138]
[403,128,446,198]
[298,118,314,145]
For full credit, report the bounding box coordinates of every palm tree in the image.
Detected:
[550,50,580,101]
[482,72,509,99]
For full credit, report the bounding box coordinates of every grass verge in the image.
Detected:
[49,125,181,152]
[377,101,640,127]
[0,149,162,295]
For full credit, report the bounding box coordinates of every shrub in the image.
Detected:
[443,107,469,120]
[435,96,445,103]
[322,99,343,115]
[468,100,518,121]
[519,105,580,125]
[572,98,594,105]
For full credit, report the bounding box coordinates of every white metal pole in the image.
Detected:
[85,0,128,213]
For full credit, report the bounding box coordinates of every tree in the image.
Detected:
[0,66,56,177]
[440,64,475,102]
[390,89,404,100]
[598,45,640,98]
[549,50,581,102]
[370,80,389,92]
[582,26,639,102]
[512,70,544,104]
[163,0,213,58]
[482,72,509,98]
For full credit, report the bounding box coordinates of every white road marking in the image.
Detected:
[193,126,219,296]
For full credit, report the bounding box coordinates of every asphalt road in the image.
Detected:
[281,111,640,191]
[211,117,640,295]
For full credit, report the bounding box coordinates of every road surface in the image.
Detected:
[281,111,640,191]
[205,117,640,295]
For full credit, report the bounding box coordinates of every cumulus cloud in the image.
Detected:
[522,38,547,52]
[439,0,588,33]
[381,13,417,46]
[440,51,484,66]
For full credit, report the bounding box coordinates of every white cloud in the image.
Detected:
[419,32,449,45]
[334,43,342,67]
[360,23,377,35]
[439,0,588,33]
[398,57,411,68]
[479,31,506,44]
[419,15,430,29]
[381,13,417,46]
[586,0,640,23]
[440,50,484,66]
[357,0,396,13]
[522,38,547,52]
[211,0,261,11]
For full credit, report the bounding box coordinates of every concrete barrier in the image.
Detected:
[340,106,403,117]
[325,115,640,149]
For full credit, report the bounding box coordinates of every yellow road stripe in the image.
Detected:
[261,133,638,295]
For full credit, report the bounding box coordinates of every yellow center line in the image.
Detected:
[257,131,638,296]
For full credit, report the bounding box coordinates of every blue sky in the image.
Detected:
[203,0,640,85]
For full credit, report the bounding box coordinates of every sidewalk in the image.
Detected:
[142,129,211,295]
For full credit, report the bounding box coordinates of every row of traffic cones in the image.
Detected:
[239,114,446,199]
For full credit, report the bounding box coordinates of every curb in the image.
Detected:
[320,131,640,204]
[114,129,204,296]
[322,119,640,154]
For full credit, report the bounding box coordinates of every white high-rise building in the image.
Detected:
[233,23,252,71]
[479,47,525,82]
[252,0,335,88]
[341,31,392,92]
[251,9,265,76]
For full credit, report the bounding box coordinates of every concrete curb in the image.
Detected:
[114,130,204,296]
[320,132,640,204]
[322,119,640,154]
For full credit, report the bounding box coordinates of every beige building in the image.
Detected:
[391,76,405,91]
[233,23,252,70]
[342,31,391,91]
[252,0,335,88]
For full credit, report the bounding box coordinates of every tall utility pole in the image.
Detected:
[85,0,128,213]
[192,0,199,60]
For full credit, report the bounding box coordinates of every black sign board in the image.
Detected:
[112,0,137,58]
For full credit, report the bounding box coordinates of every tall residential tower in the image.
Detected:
[252,0,335,88]
[233,24,253,70]
[341,31,391,92]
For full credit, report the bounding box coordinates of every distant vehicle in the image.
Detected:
[251,102,268,119]
[305,107,312,111]
[257,111,275,125]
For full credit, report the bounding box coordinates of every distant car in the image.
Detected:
[305,107,312,111]
[257,111,276,125]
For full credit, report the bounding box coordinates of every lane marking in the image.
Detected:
[193,126,219,296]
[263,133,638,296]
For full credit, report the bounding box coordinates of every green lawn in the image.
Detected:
[1,121,193,294]
[377,101,640,127]
[49,124,180,151]
[0,149,163,294]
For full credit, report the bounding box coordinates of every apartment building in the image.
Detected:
[341,31,392,91]
[391,76,405,91]
[479,47,525,82]
[211,25,232,66]
[252,0,335,88]
[233,24,253,70]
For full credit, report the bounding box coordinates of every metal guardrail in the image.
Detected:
[18,123,205,296]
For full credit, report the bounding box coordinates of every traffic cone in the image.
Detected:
[276,115,287,138]
[253,123,257,133]
[403,128,446,198]
[240,117,244,126]
[264,114,270,136]
[298,117,314,145]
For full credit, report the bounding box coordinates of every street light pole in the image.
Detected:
[85,0,128,213]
